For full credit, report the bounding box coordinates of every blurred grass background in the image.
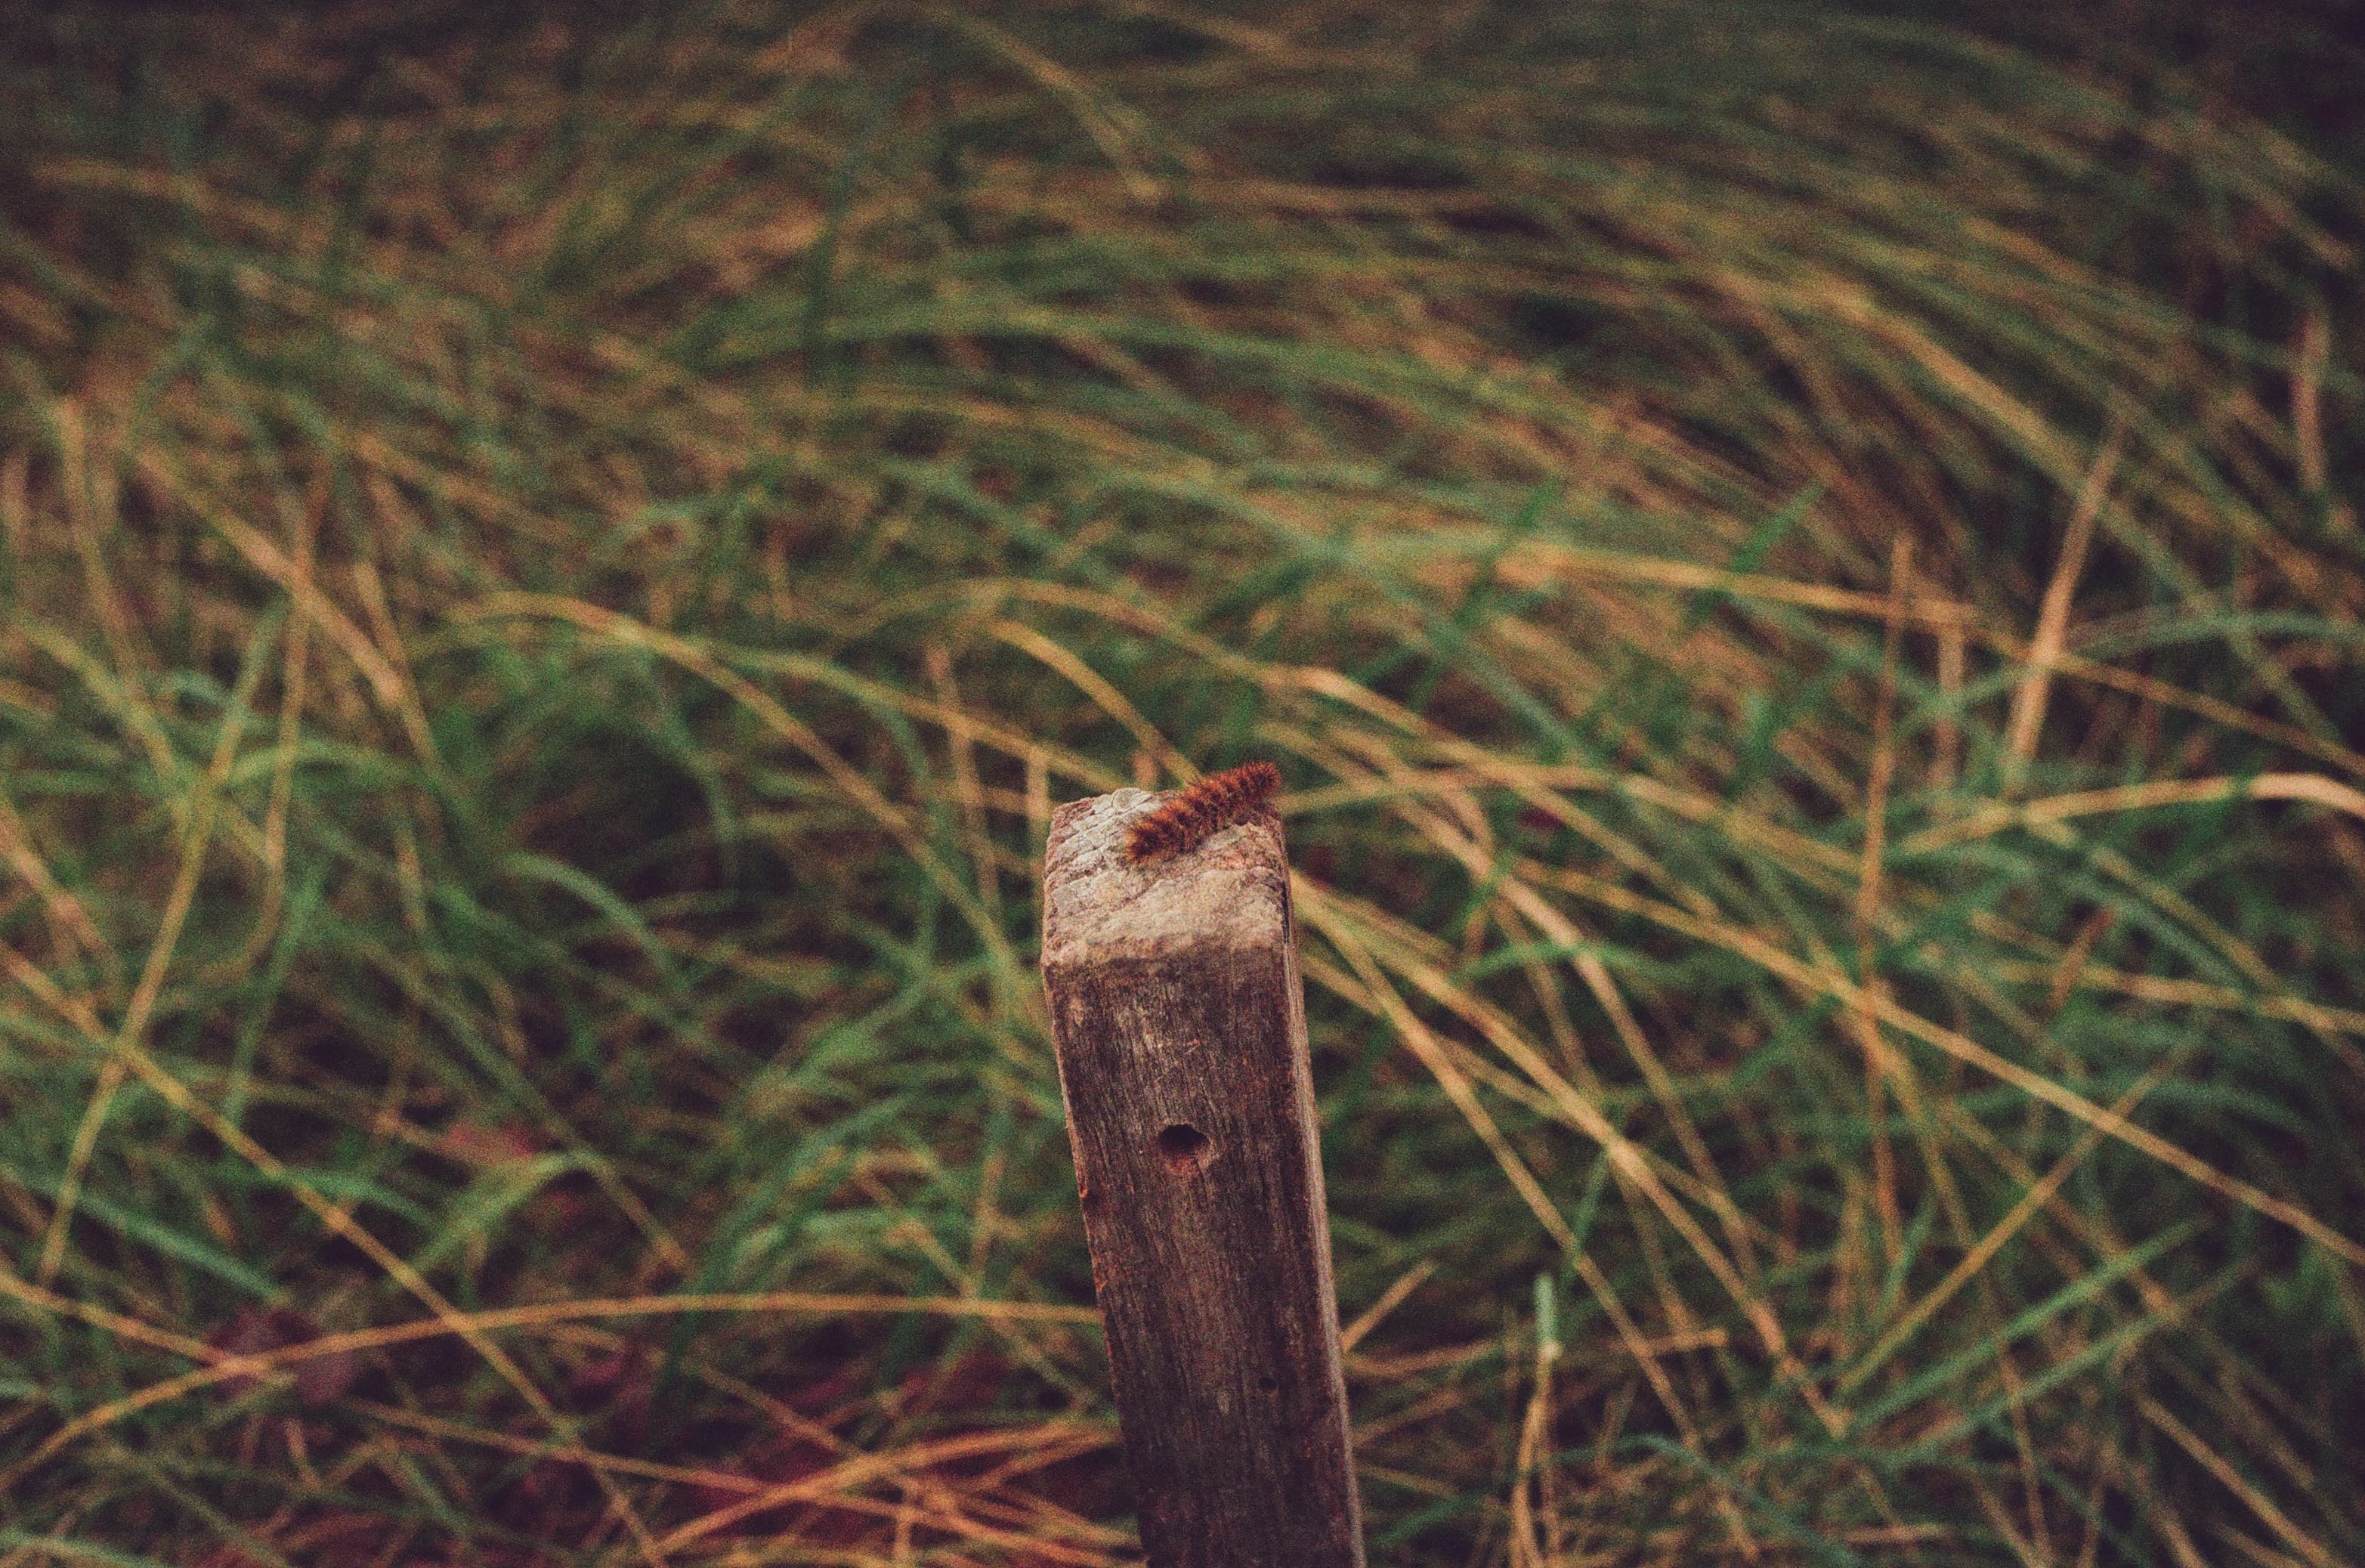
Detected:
[2,2,2362,1563]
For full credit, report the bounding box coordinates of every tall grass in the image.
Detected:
[2,3,2360,1563]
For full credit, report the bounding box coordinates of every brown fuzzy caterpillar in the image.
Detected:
[1125,762,1281,863]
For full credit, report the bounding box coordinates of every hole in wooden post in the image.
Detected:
[1155,1123,1212,1174]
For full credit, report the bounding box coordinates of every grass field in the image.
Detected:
[3,3,2362,1563]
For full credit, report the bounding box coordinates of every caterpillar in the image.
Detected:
[1125,762,1281,864]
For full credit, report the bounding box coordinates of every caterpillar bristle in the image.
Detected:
[1124,762,1281,864]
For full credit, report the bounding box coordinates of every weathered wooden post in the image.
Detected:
[1040,784,1364,1568]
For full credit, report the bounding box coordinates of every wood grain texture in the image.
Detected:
[1041,787,1364,1568]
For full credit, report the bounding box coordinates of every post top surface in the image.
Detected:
[1040,787,1290,971]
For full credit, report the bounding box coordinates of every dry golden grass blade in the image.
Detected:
[2002,431,2119,781]
[5,5,2358,1558]
[1903,773,2365,855]
[1539,861,2365,1268]
[36,617,264,1286]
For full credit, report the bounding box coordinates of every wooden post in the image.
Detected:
[1040,787,1364,1568]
